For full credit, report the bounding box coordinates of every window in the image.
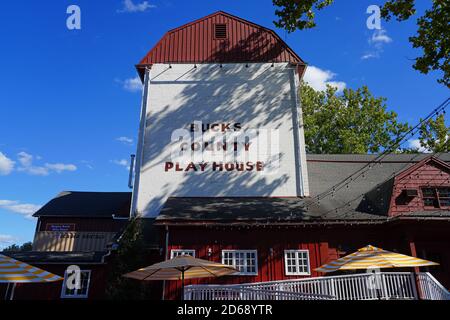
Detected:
[422,187,450,208]
[61,270,91,299]
[171,249,195,258]
[284,250,310,276]
[214,24,227,39]
[222,250,257,275]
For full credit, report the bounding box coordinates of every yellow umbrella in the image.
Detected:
[1,254,63,300]
[123,255,238,299]
[316,245,438,273]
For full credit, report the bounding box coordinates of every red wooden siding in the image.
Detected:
[389,158,450,216]
[162,226,408,300]
[0,264,107,300]
[137,11,305,78]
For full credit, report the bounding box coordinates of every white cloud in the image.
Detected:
[17,151,32,167]
[361,53,377,60]
[361,29,392,60]
[0,234,18,249]
[407,139,431,153]
[408,135,448,153]
[44,163,77,173]
[16,151,77,175]
[118,0,156,13]
[111,159,130,170]
[0,200,41,219]
[122,76,143,92]
[116,136,134,145]
[303,66,346,93]
[370,29,393,44]
[81,160,94,170]
[0,151,15,175]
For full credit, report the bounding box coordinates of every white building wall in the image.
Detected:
[134,63,308,217]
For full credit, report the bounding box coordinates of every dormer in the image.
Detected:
[389,156,450,216]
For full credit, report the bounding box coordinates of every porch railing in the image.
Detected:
[184,287,335,300]
[417,272,450,300]
[185,272,449,300]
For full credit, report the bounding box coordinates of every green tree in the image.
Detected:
[273,0,450,86]
[417,114,450,152]
[301,83,411,153]
[2,242,33,252]
[105,218,155,300]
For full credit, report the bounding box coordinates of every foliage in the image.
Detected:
[272,0,450,86]
[417,114,450,152]
[2,242,33,252]
[105,218,154,300]
[301,83,411,153]
[272,0,334,31]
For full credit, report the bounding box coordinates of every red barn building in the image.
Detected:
[0,192,132,300]
[155,154,450,299]
[3,11,449,300]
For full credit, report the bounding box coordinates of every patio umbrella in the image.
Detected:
[0,254,63,300]
[123,255,238,299]
[315,245,438,272]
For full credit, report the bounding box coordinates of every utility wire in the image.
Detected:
[304,97,450,209]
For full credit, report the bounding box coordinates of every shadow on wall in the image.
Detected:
[210,29,290,63]
[137,34,303,216]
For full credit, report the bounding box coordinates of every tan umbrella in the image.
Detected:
[315,245,438,273]
[123,255,238,299]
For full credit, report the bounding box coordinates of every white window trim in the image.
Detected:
[284,250,311,276]
[221,250,258,276]
[170,249,196,259]
[60,270,91,299]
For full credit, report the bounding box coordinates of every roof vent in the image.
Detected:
[214,24,227,39]
[403,189,418,197]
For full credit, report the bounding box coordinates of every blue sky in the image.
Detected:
[0,0,448,248]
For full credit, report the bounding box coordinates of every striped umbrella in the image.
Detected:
[316,245,439,273]
[123,255,238,299]
[1,254,63,300]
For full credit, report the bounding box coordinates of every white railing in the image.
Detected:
[184,287,335,300]
[417,272,450,300]
[185,272,449,300]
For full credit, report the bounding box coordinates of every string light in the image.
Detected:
[304,97,449,209]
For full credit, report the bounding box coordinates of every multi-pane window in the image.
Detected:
[61,270,91,298]
[284,250,310,275]
[222,250,257,275]
[422,187,450,208]
[170,249,195,258]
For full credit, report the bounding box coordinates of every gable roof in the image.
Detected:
[156,153,450,224]
[136,11,305,79]
[33,191,131,218]
[394,156,450,181]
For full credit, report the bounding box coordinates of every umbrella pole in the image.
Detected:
[4,283,10,300]
[181,270,185,301]
[9,283,16,301]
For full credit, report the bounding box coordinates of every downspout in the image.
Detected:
[290,65,310,197]
[162,225,169,300]
[129,67,151,218]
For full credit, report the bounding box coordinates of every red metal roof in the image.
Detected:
[136,11,305,77]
